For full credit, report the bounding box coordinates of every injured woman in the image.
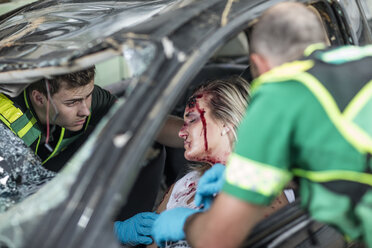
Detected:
[114,76,294,247]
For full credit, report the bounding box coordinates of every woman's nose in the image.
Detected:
[178,124,187,138]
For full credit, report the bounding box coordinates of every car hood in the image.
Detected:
[0,0,190,95]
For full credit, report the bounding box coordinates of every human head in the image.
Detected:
[249,2,328,77]
[178,76,250,165]
[28,67,96,132]
[28,67,96,96]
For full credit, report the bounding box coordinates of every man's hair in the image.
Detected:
[188,76,250,141]
[250,2,328,66]
[29,67,96,96]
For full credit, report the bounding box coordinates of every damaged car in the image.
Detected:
[0,0,371,247]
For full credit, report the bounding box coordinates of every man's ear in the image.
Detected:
[250,53,272,78]
[30,90,46,107]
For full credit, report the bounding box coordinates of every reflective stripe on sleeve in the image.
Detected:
[226,153,292,197]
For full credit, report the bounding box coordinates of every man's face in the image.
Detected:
[48,80,94,132]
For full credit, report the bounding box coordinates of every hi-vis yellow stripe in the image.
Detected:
[251,60,315,93]
[226,153,292,196]
[252,61,372,154]
[343,79,372,120]
[18,116,37,138]
[292,168,372,187]
[0,93,23,123]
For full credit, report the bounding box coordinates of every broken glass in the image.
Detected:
[0,124,56,213]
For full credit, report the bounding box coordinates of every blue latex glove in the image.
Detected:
[194,163,225,209]
[114,212,158,246]
[151,207,199,247]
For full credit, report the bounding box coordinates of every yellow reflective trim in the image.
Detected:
[42,128,65,165]
[294,73,372,153]
[226,153,292,197]
[84,114,91,132]
[258,68,372,153]
[17,117,37,138]
[292,168,372,187]
[0,93,23,123]
[343,79,372,120]
[320,45,372,64]
[251,60,315,93]
[23,90,30,109]
[35,135,41,155]
[303,43,326,56]
[0,114,12,129]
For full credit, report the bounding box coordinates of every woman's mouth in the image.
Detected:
[184,141,191,148]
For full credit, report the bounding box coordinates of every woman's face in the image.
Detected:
[178,94,231,165]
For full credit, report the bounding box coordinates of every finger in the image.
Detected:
[197,183,221,195]
[198,173,219,187]
[201,196,213,210]
[194,193,202,206]
[138,236,154,245]
[141,218,156,227]
[138,225,152,236]
[141,212,159,220]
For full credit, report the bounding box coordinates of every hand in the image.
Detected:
[114,212,158,246]
[151,207,199,247]
[194,163,225,209]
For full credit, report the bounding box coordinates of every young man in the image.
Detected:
[0,67,184,172]
[0,67,116,171]
[151,2,372,248]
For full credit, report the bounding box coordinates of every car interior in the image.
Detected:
[99,5,352,245]
[0,1,362,247]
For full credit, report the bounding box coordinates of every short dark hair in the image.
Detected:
[29,67,96,96]
[250,2,327,65]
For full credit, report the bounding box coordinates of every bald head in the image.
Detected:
[250,2,327,67]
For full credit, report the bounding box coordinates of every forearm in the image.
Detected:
[184,193,265,248]
[184,211,220,248]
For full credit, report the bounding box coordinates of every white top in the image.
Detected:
[166,170,200,210]
[165,171,200,248]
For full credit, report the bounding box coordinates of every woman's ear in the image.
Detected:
[221,125,230,136]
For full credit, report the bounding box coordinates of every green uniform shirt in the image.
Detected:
[223,47,372,245]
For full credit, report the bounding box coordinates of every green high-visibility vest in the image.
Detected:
[252,44,372,189]
[0,90,90,164]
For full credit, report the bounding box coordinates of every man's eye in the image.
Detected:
[66,102,77,107]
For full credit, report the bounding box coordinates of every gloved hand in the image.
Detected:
[194,163,225,209]
[151,207,199,247]
[114,212,158,246]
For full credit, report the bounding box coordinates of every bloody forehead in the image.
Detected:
[187,94,203,108]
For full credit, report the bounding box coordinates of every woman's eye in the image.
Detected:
[189,119,196,123]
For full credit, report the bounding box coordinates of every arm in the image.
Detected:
[146,184,175,248]
[156,115,184,148]
[185,193,265,248]
[156,184,175,213]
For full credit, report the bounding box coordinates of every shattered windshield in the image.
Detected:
[0,124,56,213]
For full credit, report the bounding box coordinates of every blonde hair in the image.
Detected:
[189,75,250,141]
[187,76,250,173]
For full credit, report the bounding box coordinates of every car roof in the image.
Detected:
[0,0,194,86]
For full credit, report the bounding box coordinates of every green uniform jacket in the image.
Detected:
[223,45,372,246]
